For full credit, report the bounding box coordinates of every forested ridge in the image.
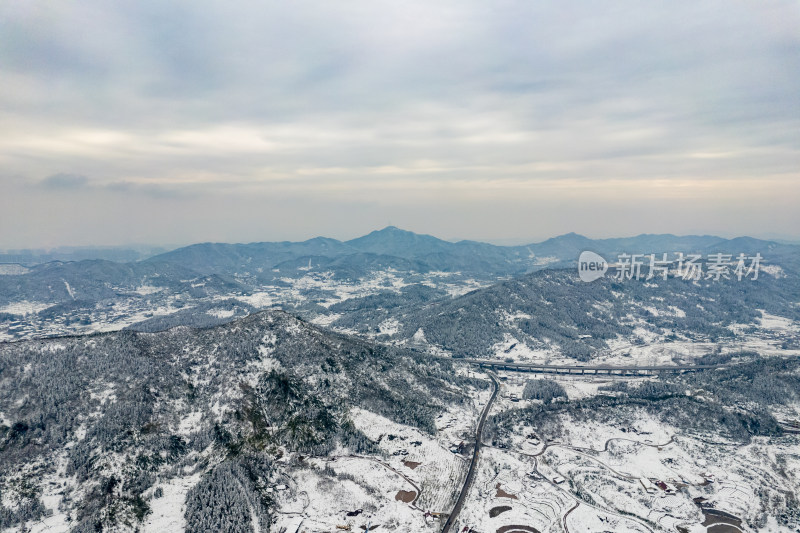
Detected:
[0,310,479,531]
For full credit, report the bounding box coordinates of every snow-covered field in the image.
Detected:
[263,385,493,532]
[141,473,203,533]
[0,269,491,342]
[451,372,800,533]
[0,264,29,276]
[2,267,799,532]
[477,307,800,369]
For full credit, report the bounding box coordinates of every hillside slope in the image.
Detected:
[0,311,478,532]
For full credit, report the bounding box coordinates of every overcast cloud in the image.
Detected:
[1,0,798,247]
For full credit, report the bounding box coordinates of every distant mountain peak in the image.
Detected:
[375,225,413,235]
[348,226,437,243]
[558,231,590,240]
[539,232,593,245]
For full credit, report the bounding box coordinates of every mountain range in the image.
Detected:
[1,227,798,342]
[143,227,799,279]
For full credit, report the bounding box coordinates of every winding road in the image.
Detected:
[439,372,664,533]
[441,373,500,533]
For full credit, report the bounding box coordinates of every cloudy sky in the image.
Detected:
[1,0,798,248]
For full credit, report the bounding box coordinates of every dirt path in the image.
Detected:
[516,446,656,533]
[562,502,579,533]
[571,434,676,454]
[332,454,423,506]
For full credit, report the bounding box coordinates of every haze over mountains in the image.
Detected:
[107,227,800,278]
[4,0,798,529]
[3,225,799,284]
[1,227,799,532]
[0,246,171,267]
[1,227,798,343]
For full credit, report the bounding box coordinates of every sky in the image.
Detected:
[1,0,799,248]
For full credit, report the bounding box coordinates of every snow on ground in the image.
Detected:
[206,308,235,319]
[0,297,192,342]
[560,337,711,367]
[455,373,800,532]
[0,301,52,316]
[761,264,786,278]
[4,450,76,533]
[758,310,799,332]
[273,270,411,309]
[419,272,489,297]
[271,464,426,532]
[349,404,474,513]
[275,385,489,531]
[482,375,800,533]
[488,333,728,368]
[89,383,118,404]
[230,271,485,322]
[141,473,203,533]
[62,280,75,299]
[135,285,163,295]
[678,436,800,529]
[0,264,29,275]
[565,502,653,533]
[500,310,534,323]
[552,409,674,451]
[309,312,341,326]
[176,410,204,436]
[455,445,575,533]
[491,334,556,363]
[555,375,628,401]
[485,308,800,368]
[237,291,275,308]
[494,371,648,405]
[541,444,704,529]
[378,318,400,335]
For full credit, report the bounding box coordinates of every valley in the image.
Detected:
[1,228,799,532]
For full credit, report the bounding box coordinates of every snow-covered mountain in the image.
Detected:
[2,228,798,342]
[0,310,481,531]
